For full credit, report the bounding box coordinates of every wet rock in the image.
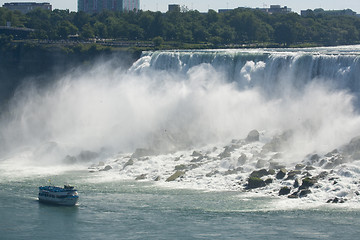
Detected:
[250,169,270,178]
[191,156,204,162]
[246,177,266,189]
[237,153,247,165]
[295,164,306,170]
[131,148,156,158]
[265,178,273,185]
[267,169,276,175]
[276,168,287,179]
[279,186,291,196]
[246,130,260,142]
[305,165,315,170]
[191,151,203,157]
[154,176,161,181]
[288,193,299,199]
[100,165,112,171]
[326,198,346,203]
[135,174,147,180]
[286,170,301,180]
[123,159,134,169]
[294,178,301,188]
[299,177,317,189]
[166,171,185,182]
[299,189,311,198]
[314,171,328,180]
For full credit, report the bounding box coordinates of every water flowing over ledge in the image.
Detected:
[1,46,360,206]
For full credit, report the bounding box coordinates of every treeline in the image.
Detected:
[1,7,360,46]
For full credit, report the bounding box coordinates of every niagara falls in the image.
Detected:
[1,46,360,238]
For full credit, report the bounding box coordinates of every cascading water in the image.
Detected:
[1,46,360,204]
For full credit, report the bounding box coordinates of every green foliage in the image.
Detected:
[1,7,360,46]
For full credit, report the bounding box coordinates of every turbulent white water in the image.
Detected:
[1,46,360,205]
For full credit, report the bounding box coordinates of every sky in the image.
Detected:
[1,0,360,14]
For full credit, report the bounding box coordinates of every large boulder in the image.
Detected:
[250,169,270,178]
[246,130,260,142]
[246,177,266,189]
[276,168,287,179]
[166,171,185,182]
[279,186,291,196]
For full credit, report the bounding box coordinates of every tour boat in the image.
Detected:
[38,185,79,206]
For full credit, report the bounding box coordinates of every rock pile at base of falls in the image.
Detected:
[86,130,360,203]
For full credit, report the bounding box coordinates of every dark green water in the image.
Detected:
[1,171,360,239]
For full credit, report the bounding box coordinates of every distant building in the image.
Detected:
[168,4,180,12]
[218,9,233,13]
[218,5,291,14]
[2,2,52,14]
[301,8,357,17]
[78,0,140,13]
[259,5,292,14]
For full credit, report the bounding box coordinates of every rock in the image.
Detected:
[286,170,301,180]
[218,150,231,159]
[327,197,347,203]
[166,171,185,182]
[256,159,267,168]
[294,178,301,188]
[276,168,287,179]
[100,165,112,171]
[288,194,299,199]
[299,177,317,189]
[305,165,315,170]
[191,156,204,162]
[250,169,270,178]
[135,174,147,180]
[154,176,161,181]
[265,178,273,185]
[314,171,328,180]
[246,130,260,142]
[279,186,291,196]
[267,169,276,175]
[123,159,134,169]
[191,151,203,157]
[246,177,266,189]
[131,148,156,158]
[237,153,247,165]
[299,189,311,198]
[295,164,306,170]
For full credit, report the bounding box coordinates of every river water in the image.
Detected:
[1,170,360,240]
